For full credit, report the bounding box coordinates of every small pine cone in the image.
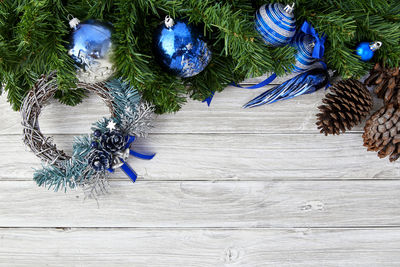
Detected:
[316,79,373,135]
[363,101,400,162]
[364,62,400,105]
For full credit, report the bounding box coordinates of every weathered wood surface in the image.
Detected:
[0,133,398,180]
[1,180,400,228]
[1,73,400,266]
[2,228,400,266]
[0,85,383,135]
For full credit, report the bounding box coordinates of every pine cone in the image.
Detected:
[364,62,400,105]
[316,79,373,135]
[100,131,127,153]
[363,100,400,162]
[88,149,112,172]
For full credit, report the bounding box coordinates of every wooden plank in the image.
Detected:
[0,133,397,181]
[0,87,383,135]
[1,228,400,266]
[1,180,400,227]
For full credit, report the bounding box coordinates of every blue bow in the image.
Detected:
[107,135,155,182]
[301,21,326,59]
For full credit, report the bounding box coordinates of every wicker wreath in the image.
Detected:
[21,72,114,168]
[21,72,155,196]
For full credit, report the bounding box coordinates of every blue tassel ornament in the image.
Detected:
[255,3,296,47]
[243,68,329,108]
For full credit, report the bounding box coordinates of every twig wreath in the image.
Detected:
[21,72,155,197]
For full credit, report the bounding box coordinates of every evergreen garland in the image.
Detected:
[1,0,400,113]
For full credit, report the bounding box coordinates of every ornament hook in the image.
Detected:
[284,3,295,14]
[370,41,382,51]
[68,15,80,29]
[165,15,175,28]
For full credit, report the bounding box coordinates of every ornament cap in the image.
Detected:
[370,41,382,51]
[68,15,80,29]
[284,3,295,14]
[165,15,175,28]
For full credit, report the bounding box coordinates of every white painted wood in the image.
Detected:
[0,133,398,180]
[1,180,400,227]
[1,228,400,266]
[0,87,384,135]
[1,74,399,266]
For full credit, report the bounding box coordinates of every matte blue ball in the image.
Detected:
[153,20,212,78]
[292,33,316,73]
[356,42,375,61]
[255,3,296,47]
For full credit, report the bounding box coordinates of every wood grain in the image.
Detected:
[1,180,400,228]
[0,86,383,135]
[1,74,399,266]
[1,228,400,266]
[0,133,397,181]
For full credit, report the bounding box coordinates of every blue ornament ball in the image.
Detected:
[68,19,114,83]
[356,41,382,61]
[292,33,316,73]
[153,16,212,78]
[255,3,296,47]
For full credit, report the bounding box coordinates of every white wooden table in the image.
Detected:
[1,75,400,266]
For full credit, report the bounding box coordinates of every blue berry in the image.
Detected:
[90,141,98,149]
[94,129,102,137]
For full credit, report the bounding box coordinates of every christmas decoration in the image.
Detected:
[316,79,373,135]
[243,68,329,108]
[2,1,400,113]
[356,41,382,61]
[363,100,400,162]
[255,3,296,47]
[68,18,115,84]
[364,63,400,105]
[292,33,316,73]
[21,73,155,197]
[292,21,326,73]
[153,16,212,78]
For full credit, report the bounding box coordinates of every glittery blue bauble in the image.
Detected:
[356,42,375,61]
[68,20,114,83]
[153,20,212,78]
[292,33,316,73]
[255,3,296,47]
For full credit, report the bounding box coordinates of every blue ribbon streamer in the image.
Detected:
[203,22,325,106]
[107,135,155,182]
[202,91,214,106]
[203,74,278,106]
[232,73,277,89]
[300,21,326,59]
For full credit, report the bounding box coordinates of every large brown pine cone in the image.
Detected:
[316,79,373,135]
[363,98,400,162]
[364,62,400,104]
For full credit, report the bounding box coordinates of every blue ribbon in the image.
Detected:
[300,21,326,59]
[203,74,278,106]
[232,73,277,89]
[202,91,215,106]
[107,135,155,182]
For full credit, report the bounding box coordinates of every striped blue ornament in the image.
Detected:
[255,3,296,47]
[292,33,317,73]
